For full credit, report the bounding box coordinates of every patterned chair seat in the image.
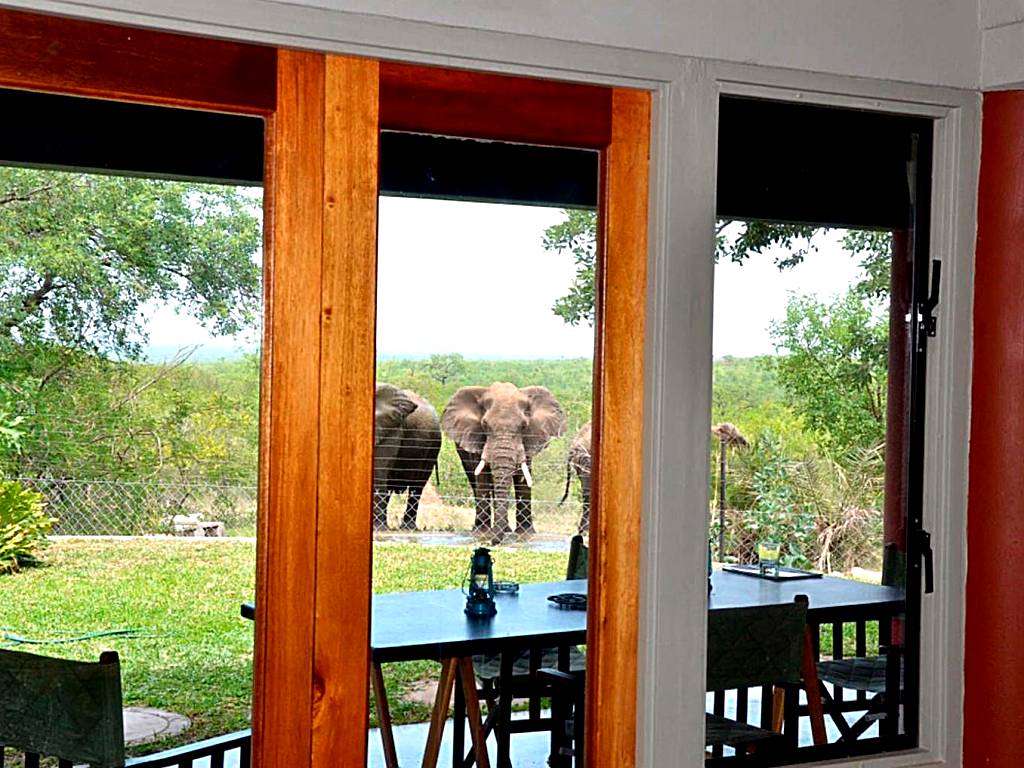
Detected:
[705,712,784,748]
[817,655,904,694]
[472,646,586,680]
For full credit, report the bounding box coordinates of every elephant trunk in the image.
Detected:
[486,437,521,537]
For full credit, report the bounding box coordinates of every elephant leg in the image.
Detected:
[401,488,421,531]
[579,475,591,534]
[373,488,390,530]
[473,471,494,534]
[512,472,534,534]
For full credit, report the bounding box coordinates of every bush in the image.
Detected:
[0,480,55,574]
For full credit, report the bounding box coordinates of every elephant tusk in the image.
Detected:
[521,462,533,488]
[474,459,487,476]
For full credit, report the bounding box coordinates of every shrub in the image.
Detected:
[0,480,55,574]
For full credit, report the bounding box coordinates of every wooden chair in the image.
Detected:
[460,535,588,767]
[541,597,811,766]
[705,595,809,758]
[815,544,906,741]
[0,647,125,768]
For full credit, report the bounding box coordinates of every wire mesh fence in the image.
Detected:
[13,478,258,537]
[709,505,884,574]
[12,475,590,540]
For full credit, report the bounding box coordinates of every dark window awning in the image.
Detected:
[1,88,931,227]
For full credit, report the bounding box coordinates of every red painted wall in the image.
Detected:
[965,90,1024,768]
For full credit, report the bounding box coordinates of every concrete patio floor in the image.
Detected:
[367,712,553,768]
[363,686,880,767]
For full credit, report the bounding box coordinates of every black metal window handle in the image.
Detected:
[921,259,941,341]
[919,530,934,594]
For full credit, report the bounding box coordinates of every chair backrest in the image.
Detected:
[0,648,125,768]
[881,542,907,589]
[706,595,808,691]
[566,534,588,580]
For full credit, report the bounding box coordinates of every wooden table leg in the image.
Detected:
[497,652,513,768]
[801,627,828,746]
[372,662,400,768]
[458,658,491,768]
[453,667,466,768]
[423,658,458,768]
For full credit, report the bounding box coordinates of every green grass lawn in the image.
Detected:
[0,537,565,755]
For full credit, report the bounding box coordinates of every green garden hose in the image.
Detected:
[0,627,150,646]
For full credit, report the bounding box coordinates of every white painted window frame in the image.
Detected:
[11,4,977,767]
[642,62,977,768]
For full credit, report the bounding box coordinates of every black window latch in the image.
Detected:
[918,529,934,594]
[922,259,941,339]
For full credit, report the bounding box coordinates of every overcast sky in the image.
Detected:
[143,197,866,362]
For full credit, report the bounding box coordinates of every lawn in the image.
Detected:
[0,537,565,755]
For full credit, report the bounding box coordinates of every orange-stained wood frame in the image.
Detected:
[0,9,651,766]
[0,6,276,113]
[587,88,651,766]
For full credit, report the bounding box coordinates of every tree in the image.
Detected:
[0,168,263,489]
[425,353,467,385]
[0,168,261,358]
[545,209,598,326]
[769,290,889,452]
[542,211,894,326]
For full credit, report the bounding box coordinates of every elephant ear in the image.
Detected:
[521,386,567,458]
[392,390,418,420]
[442,386,488,455]
[376,383,417,423]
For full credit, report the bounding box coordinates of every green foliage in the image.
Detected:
[544,209,598,327]
[424,353,467,385]
[842,230,893,299]
[544,213,855,327]
[0,168,261,358]
[1,351,260,485]
[716,221,823,268]
[786,445,885,572]
[770,291,889,452]
[710,356,885,572]
[0,480,53,573]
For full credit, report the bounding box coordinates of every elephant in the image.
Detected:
[559,421,592,533]
[374,383,442,531]
[442,382,566,540]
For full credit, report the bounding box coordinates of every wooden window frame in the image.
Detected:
[1,7,651,767]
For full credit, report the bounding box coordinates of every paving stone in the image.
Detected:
[123,707,191,746]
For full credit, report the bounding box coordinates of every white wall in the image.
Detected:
[2,0,982,89]
[980,0,1024,86]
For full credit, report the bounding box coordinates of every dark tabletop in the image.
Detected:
[370,579,588,663]
[709,569,905,622]
[241,570,903,663]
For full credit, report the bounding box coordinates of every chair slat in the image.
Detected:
[832,621,845,704]
[736,686,748,724]
[25,752,40,768]
[760,684,773,730]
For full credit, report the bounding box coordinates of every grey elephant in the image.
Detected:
[374,383,442,530]
[559,421,592,534]
[443,382,566,539]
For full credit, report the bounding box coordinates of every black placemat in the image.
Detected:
[722,564,824,581]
